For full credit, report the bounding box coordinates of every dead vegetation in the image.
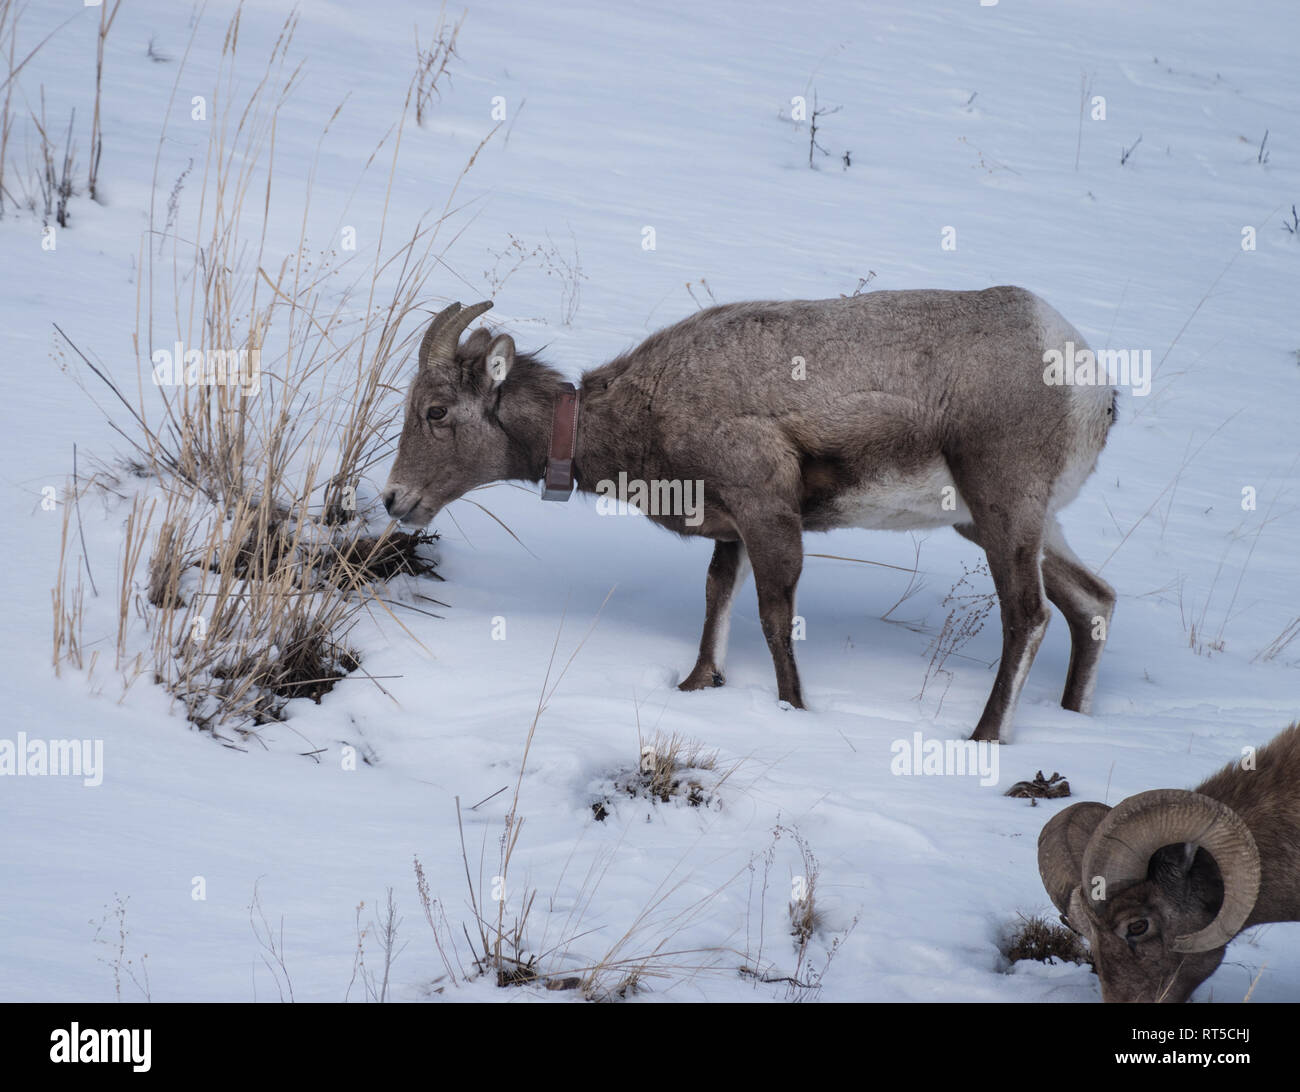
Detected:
[1254,616,1300,664]
[50,8,493,739]
[1005,770,1071,801]
[591,730,735,819]
[917,559,996,708]
[740,822,858,1001]
[404,638,754,1002]
[27,89,77,226]
[413,4,463,127]
[0,0,120,225]
[1004,912,1091,968]
[483,230,587,325]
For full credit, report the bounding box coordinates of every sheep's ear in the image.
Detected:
[461,328,491,356]
[485,334,515,388]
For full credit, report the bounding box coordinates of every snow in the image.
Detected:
[1,0,1297,1002]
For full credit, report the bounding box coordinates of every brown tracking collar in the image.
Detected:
[542,384,580,500]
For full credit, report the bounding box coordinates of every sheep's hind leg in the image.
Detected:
[1041,520,1115,714]
[952,502,1050,743]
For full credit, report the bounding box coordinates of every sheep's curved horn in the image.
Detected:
[1037,801,1111,917]
[419,300,494,370]
[1081,789,1260,954]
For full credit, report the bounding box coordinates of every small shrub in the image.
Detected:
[591,732,734,816]
[1004,913,1091,967]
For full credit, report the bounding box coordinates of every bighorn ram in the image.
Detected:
[384,290,1117,741]
[1038,722,1300,1002]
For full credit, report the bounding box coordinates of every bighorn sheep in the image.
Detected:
[383,289,1117,741]
[1038,722,1300,1002]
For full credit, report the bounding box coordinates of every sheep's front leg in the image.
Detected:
[680,539,749,691]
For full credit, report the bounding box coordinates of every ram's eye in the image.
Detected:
[1126,919,1149,938]
[426,406,447,422]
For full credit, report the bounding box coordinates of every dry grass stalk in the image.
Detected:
[1254,617,1300,664]
[917,559,995,704]
[26,86,76,226]
[88,0,122,201]
[51,488,85,674]
[413,4,463,127]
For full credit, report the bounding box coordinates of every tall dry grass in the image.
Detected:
[51,7,495,738]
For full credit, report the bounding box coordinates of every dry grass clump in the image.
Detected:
[51,8,493,738]
[589,733,726,818]
[634,732,720,805]
[1004,912,1091,967]
[131,484,437,737]
[326,530,441,586]
[1,1,123,225]
[147,510,190,610]
[590,732,738,819]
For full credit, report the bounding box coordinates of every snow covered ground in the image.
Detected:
[1,0,1297,1002]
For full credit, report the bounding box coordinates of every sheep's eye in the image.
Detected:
[426,406,447,422]
[1126,919,1149,938]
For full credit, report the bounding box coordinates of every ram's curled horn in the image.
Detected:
[1081,788,1261,954]
[1037,801,1112,917]
[419,300,495,371]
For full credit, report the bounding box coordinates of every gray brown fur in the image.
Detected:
[385,287,1117,741]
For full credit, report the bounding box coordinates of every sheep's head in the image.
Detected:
[383,301,521,526]
[1037,790,1260,1003]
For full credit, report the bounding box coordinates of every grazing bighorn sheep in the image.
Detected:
[383,289,1117,741]
[1038,722,1300,1002]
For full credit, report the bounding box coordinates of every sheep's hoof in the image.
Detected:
[679,666,725,692]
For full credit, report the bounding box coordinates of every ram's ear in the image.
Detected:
[485,334,515,388]
[1062,886,1088,935]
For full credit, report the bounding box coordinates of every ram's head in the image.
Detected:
[1037,790,1260,1003]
